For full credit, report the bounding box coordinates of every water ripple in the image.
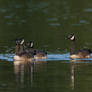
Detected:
[48,23,61,27]
[0,54,13,61]
[84,8,92,12]
[0,53,92,62]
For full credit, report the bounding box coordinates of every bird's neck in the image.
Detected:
[70,40,75,54]
[15,45,18,55]
[20,44,24,53]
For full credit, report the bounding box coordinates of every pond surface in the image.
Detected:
[0,0,92,92]
[1,60,92,92]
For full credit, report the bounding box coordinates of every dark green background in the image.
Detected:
[0,0,92,53]
[0,0,92,92]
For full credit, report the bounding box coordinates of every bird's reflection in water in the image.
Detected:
[14,60,46,88]
[70,60,92,90]
[70,62,75,90]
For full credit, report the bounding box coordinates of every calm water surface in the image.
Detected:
[1,60,92,92]
[0,0,92,92]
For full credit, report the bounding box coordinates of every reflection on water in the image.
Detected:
[70,63,75,90]
[84,8,92,12]
[0,0,92,92]
[69,60,92,91]
[14,60,34,88]
[0,59,92,92]
[14,60,47,88]
[1,53,92,62]
[13,59,92,92]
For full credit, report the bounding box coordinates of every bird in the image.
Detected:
[67,33,92,59]
[25,41,47,59]
[14,38,34,61]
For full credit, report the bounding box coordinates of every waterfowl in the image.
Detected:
[14,38,34,61]
[26,41,47,59]
[25,41,36,55]
[67,33,92,59]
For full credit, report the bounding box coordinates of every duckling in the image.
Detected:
[26,41,47,59]
[14,38,34,61]
[67,33,92,59]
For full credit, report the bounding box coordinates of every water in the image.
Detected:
[1,60,92,92]
[1,54,92,92]
[0,0,92,92]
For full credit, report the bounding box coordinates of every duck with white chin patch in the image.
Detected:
[67,33,92,59]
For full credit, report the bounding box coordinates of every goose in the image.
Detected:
[67,33,92,59]
[14,38,34,61]
[25,41,47,59]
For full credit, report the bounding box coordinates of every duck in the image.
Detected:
[14,38,34,61]
[25,41,36,55]
[25,41,47,59]
[67,33,92,59]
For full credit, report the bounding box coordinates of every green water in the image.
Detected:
[0,0,92,92]
[0,0,92,53]
[1,61,92,92]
